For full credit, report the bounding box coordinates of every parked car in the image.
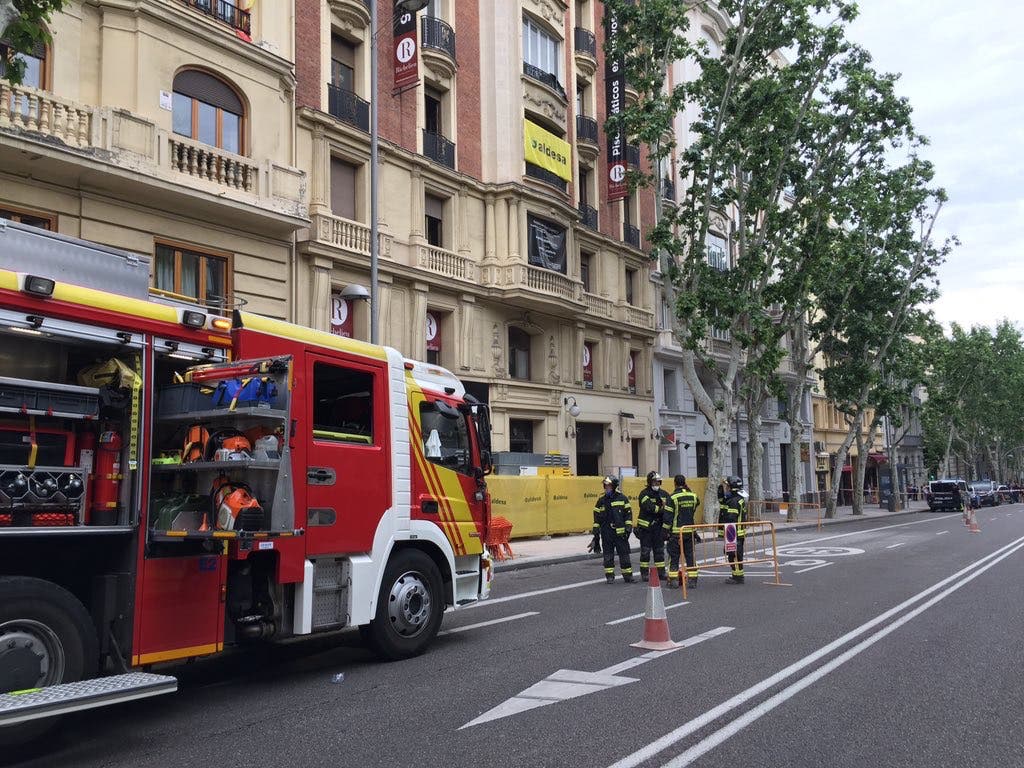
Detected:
[996,485,1014,504]
[969,480,1000,507]
[926,480,968,513]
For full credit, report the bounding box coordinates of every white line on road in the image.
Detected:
[606,602,689,625]
[438,612,538,636]
[657,537,1024,768]
[606,533,1024,768]
[886,543,906,549]
[793,562,833,574]
[936,530,949,536]
[464,578,606,609]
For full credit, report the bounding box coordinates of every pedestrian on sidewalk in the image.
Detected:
[637,471,670,581]
[592,476,634,584]
[718,476,747,584]
[667,475,700,589]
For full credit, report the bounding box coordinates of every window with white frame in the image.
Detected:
[523,16,560,78]
[706,232,728,271]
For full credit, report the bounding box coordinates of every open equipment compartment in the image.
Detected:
[147,355,297,543]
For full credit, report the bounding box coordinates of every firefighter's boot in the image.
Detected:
[622,573,635,583]
[668,576,679,589]
[687,577,698,589]
[606,574,616,584]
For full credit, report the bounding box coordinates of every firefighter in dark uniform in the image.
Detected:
[718,475,747,584]
[667,474,700,589]
[636,471,670,581]
[592,476,634,583]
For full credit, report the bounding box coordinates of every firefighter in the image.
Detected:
[636,471,670,581]
[592,476,634,583]
[667,474,700,589]
[718,475,747,584]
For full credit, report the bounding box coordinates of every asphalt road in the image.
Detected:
[5,507,1023,768]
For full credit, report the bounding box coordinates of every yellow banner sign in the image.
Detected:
[524,120,572,182]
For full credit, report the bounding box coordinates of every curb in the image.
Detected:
[493,508,926,573]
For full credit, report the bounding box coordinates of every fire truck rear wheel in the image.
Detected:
[0,577,99,747]
[365,549,443,660]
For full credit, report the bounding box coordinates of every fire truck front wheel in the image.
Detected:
[365,549,444,660]
[0,577,99,746]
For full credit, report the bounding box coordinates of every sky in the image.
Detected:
[846,1,1024,333]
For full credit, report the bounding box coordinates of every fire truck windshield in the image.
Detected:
[420,402,472,476]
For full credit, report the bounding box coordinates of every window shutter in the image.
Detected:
[173,70,243,115]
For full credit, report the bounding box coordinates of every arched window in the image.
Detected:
[172,70,244,154]
[0,37,48,89]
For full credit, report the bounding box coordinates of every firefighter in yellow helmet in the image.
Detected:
[591,476,634,583]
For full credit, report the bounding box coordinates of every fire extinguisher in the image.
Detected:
[76,428,97,525]
[92,427,122,526]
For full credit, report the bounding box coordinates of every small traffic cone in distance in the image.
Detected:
[631,566,682,651]
[968,508,981,534]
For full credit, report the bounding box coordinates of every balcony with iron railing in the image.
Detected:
[181,0,251,35]
[421,16,457,63]
[525,161,567,193]
[327,84,370,132]
[576,114,599,145]
[624,224,641,249]
[578,202,598,231]
[522,62,568,101]
[574,27,598,77]
[422,129,456,169]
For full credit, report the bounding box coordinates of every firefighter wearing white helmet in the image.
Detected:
[591,476,634,583]
[636,471,670,582]
[718,475,747,584]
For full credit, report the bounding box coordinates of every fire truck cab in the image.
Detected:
[0,221,493,739]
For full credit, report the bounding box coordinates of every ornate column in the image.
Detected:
[458,293,476,371]
[411,282,429,360]
[310,124,329,217]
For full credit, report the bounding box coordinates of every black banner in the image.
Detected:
[527,214,567,274]
[604,8,627,201]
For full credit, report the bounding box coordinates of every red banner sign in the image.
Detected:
[583,342,594,389]
[330,294,353,338]
[393,9,419,93]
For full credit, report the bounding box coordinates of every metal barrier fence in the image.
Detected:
[678,521,790,598]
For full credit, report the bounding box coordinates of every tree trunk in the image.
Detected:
[786,380,808,522]
[942,425,956,479]
[852,428,867,515]
[827,410,864,518]
[747,400,764,519]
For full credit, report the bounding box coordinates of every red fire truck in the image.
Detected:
[0,221,493,739]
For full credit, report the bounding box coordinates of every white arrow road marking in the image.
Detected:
[886,542,906,549]
[459,626,734,729]
[936,530,949,536]
[438,612,538,636]
[606,602,689,625]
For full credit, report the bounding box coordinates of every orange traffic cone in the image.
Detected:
[968,508,981,534]
[631,567,682,651]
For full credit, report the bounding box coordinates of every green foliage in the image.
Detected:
[1,0,66,85]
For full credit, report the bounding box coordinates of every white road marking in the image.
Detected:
[657,537,1024,768]
[465,578,606,609]
[886,543,906,549]
[606,602,689,625]
[605,534,1024,768]
[793,562,834,574]
[460,627,733,729]
[936,530,949,536]
[438,612,538,636]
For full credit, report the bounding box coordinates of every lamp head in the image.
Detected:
[339,283,371,302]
[394,0,429,12]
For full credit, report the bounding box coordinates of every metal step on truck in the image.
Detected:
[0,220,493,744]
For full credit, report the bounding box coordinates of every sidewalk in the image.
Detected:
[493,499,933,572]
